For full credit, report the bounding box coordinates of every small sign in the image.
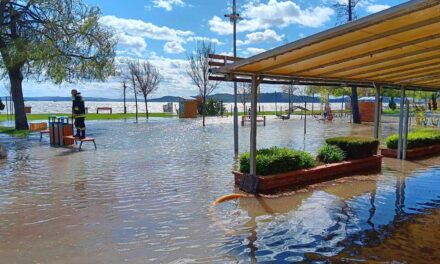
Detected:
[239,174,259,194]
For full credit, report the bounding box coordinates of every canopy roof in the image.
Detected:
[214,0,440,90]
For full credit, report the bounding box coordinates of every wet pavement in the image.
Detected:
[0,116,439,263]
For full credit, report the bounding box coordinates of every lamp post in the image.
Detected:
[225,0,241,156]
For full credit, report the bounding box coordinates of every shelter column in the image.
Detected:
[397,87,405,159]
[249,75,260,176]
[373,84,381,139]
[403,99,410,160]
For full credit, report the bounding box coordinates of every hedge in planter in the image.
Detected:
[239,147,315,176]
[317,144,345,164]
[326,137,379,159]
[385,129,440,150]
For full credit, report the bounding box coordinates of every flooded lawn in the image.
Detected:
[0,117,439,263]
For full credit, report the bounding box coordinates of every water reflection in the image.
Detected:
[225,159,440,263]
[0,116,439,263]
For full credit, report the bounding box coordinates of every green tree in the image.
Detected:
[0,97,4,111]
[0,0,116,130]
[383,89,400,110]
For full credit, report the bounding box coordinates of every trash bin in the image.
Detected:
[48,116,74,146]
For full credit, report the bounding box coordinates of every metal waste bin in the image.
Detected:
[49,116,74,146]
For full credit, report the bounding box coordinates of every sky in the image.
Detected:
[4,0,406,99]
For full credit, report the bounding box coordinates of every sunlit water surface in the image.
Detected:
[0,116,439,263]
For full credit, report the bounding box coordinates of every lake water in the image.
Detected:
[10,101,345,114]
[0,117,439,263]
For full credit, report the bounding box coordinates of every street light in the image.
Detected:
[225,0,242,156]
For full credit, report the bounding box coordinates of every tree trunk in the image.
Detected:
[134,90,138,123]
[144,95,149,120]
[351,86,361,124]
[8,68,28,130]
[202,95,206,127]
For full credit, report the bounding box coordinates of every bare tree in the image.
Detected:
[187,41,219,126]
[333,0,362,124]
[127,60,140,123]
[239,83,251,115]
[134,61,162,120]
[333,0,361,24]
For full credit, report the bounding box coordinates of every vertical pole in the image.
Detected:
[403,99,410,160]
[232,0,239,156]
[341,95,344,118]
[250,75,259,176]
[5,96,9,121]
[304,101,307,134]
[373,84,380,139]
[397,87,405,159]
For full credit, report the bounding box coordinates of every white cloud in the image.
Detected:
[244,47,266,56]
[163,41,185,54]
[101,15,193,42]
[186,36,224,46]
[209,0,334,35]
[238,29,284,46]
[101,16,222,54]
[151,0,185,11]
[366,4,390,13]
[115,33,148,55]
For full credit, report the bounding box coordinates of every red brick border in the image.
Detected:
[233,155,382,193]
[380,144,440,159]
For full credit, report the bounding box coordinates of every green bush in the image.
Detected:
[317,144,345,164]
[385,129,440,149]
[239,147,316,176]
[326,137,379,159]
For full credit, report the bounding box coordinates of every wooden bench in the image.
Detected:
[64,136,97,151]
[96,107,112,114]
[39,129,50,142]
[241,115,266,126]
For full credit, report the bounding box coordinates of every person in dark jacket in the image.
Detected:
[71,89,86,139]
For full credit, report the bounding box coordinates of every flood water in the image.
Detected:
[0,116,439,263]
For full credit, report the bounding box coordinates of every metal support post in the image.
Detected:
[403,99,410,160]
[250,75,259,176]
[304,101,307,134]
[397,87,405,160]
[373,83,381,139]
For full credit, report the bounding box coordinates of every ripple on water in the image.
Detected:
[1,117,440,263]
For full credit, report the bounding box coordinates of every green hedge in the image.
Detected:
[385,129,440,149]
[239,147,315,176]
[326,137,379,159]
[317,144,345,164]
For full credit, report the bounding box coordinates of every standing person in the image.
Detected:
[71,89,86,139]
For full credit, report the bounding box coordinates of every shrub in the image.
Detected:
[239,146,316,176]
[326,137,379,159]
[385,129,440,150]
[317,144,345,164]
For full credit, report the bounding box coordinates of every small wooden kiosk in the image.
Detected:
[178,98,199,118]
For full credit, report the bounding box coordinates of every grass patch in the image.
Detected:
[0,126,29,137]
[317,144,345,164]
[326,137,379,160]
[385,128,440,150]
[239,146,316,176]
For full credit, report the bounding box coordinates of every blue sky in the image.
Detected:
[8,0,406,99]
